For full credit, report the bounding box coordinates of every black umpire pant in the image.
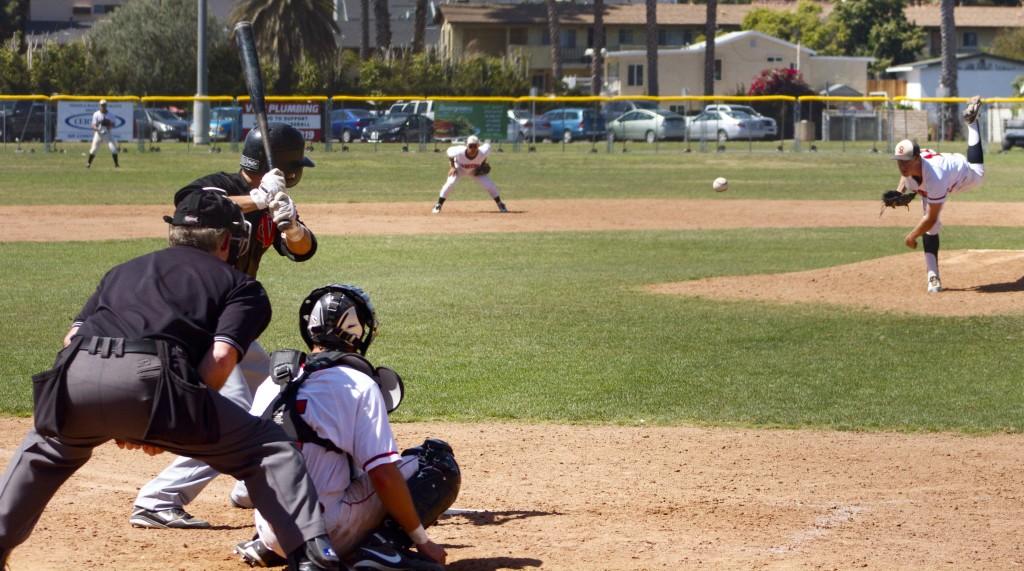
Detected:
[0,341,326,557]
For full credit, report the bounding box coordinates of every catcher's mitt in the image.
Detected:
[880,189,916,215]
[474,161,491,176]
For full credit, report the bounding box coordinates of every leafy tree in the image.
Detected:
[990,28,1024,60]
[748,67,814,97]
[29,41,100,94]
[741,0,835,51]
[0,0,27,48]
[88,0,236,95]
[230,0,338,94]
[827,0,923,72]
[0,38,29,93]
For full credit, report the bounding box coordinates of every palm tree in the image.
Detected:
[375,0,392,56]
[939,0,958,140]
[230,0,338,94]
[645,0,658,96]
[413,0,428,53]
[546,0,562,90]
[591,0,605,95]
[703,0,717,96]
[360,0,370,60]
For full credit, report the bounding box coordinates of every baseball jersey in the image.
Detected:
[91,110,109,130]
[174,172,317,278]
[73,245,271,366]
[902,150,972,204]
[447,143,490,171]
[250,365,400,544]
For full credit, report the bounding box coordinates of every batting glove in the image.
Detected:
[252,168,286,210]
[270,191,298,231]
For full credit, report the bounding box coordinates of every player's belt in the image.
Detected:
[78,337,159,357]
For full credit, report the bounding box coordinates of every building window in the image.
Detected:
[619,29,634,45]
[541,29,550,45]
[628,64,644,86]
[714,59,722,81]
[767,56,783,63]
[72,5,92,16]
[561,29,576,49]
[963,31,978,48]
[532,74,546,91]
[509,28,527,45]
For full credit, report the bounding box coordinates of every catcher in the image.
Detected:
[87,99,119,169]
[431,135,509,214]
[883,95,986,293]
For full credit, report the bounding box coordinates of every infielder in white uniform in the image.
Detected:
[233,284,459,571]
[893,95,985,293]
[87,99,119,169]
[432,134,509,214]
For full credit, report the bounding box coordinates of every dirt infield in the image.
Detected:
[3,417,1024,570]
[5,198,1024,569]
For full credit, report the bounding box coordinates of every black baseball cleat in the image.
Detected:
[349,534,442,571]
[235,538,287,568]
[289,535,342,571]
[129,506,212,529]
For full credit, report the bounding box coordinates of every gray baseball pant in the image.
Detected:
[0,349,323,555]
[134,341,270,511]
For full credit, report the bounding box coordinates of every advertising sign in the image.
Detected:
[434,102,509,142]
[56,100,134,142]
[241,101,323,141]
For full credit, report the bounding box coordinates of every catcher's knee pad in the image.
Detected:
[402,438,461,526]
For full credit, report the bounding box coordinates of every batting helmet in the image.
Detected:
[240,123,315,188]
[299,284,377,354]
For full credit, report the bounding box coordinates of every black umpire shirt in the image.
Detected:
[73,245,271,367]
[174,172,318,278]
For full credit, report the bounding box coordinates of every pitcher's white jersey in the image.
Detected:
[447,143,490,171]
[902,150,979,204]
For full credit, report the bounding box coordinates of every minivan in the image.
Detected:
[542,108,605,143]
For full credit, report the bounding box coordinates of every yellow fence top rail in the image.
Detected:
[50,95,140,102]
[0,95,49,101]
[894,96,972,104]
[799,96,890,103]
[140,95,236,103]
[237,95,329,103]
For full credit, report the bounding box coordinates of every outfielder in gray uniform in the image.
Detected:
[0,192,338,570]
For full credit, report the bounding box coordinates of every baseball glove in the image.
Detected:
[881,189,916,213]
[101,118,112,129]
[474,161,491,176]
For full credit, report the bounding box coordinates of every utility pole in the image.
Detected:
[193,0,210,145]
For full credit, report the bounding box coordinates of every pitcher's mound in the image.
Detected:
[648,249,1024,316]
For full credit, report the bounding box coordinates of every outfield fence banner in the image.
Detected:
[240,101,323,141]
[433,101,510,142]
[56,100,134,142]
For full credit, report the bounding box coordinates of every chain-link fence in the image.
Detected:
[2,94,1020,156]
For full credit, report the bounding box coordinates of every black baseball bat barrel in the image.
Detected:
[234,21,274,170]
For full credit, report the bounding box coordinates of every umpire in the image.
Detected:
[0,192,339,570]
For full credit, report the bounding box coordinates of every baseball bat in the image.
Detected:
[234,21,274,171]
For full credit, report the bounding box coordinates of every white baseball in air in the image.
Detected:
[712,177,729,192]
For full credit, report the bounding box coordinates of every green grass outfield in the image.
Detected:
[2,144,1024,433]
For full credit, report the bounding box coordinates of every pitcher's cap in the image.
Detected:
[466,135,480,146]
[893,139,919,161]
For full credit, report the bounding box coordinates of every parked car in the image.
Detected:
[331,108,376,143]
[1002,118,1024,151]
[0,101,54,142]
[134,107,189,142]
[543,108,605,143]
[515,110,553,142]
[703,104,778,139]
[209,106,242,141]
[686,109,768,142]
[387,100,435,120]
[361,113,434,143]
[601,99,661,123]
[608,109,688,143]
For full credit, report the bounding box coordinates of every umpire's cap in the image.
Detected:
[240,123,315,188]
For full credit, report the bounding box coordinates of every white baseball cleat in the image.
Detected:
[927,272,942,293]
[431,203,442,214]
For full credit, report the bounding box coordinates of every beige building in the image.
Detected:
[604,30,872,97]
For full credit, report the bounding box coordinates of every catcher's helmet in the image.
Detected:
[299,284,377,354]
[240,123,315,188]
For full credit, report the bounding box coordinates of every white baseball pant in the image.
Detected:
[132,341,270,511]
[89,130,118,155]
[439,170,500,200]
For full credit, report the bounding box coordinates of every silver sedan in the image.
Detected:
[608,109,688,143]
[686,110,769,143]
